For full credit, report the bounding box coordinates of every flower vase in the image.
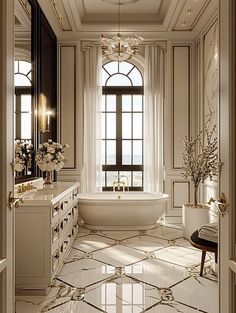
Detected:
[44,170,53,185]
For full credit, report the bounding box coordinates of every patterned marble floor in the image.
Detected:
[15,224,218,313]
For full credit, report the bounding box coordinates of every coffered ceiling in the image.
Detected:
[16,0,218,40]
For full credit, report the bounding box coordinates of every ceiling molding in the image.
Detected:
[36,0,218,41]
[15,0,31,33]
[173,0,211,31]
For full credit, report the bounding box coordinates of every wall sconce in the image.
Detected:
[38,93,52,133]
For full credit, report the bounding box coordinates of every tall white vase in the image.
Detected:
[182,204,210,239]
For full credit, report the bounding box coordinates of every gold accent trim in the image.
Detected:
[19,0,31,19]
[51,0,72,31]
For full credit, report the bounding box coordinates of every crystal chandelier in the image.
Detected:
[100,0,143,62]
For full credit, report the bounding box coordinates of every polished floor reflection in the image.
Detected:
[15,224,218,313]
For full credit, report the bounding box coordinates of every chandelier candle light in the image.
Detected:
[100,0,143,62]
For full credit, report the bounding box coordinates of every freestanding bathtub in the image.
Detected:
[77,192,170,230]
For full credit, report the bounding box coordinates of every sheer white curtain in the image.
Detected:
[81,46,103,192]
[144,45,165,192]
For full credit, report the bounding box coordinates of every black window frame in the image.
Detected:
[102,85,144,191]
[14,86,35,181]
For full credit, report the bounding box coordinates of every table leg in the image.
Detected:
[200,250,206,276]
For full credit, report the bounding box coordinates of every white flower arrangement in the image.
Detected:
[35,140,69,172]
[181,124,219,206]
[14,140,33,172]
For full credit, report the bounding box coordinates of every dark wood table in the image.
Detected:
[190,230,218,276]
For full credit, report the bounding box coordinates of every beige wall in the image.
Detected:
[164,41,196,224]
[57,42,83,182]
[57,21,219,224]
[198,20,219,204]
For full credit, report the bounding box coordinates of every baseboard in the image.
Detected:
[164,215,182,224]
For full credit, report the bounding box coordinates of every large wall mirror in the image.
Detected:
[14,0,35,182]
[14,0,57,184]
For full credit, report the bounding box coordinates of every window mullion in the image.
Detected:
[105,95,107,187]
[15,94,21,139]
[116,94,122,166]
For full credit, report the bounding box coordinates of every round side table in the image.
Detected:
[190,230,218,276]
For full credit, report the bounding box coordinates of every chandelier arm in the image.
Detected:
[100,0,143,62]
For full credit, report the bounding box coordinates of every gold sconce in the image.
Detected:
[38,93,52,133]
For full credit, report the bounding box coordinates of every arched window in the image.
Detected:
[102,61,144,191]
[14,60,32,141]
[14,60,33,178]
[15,60,32,86]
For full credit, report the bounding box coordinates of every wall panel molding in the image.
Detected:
[172,181,190,208]
[172,46,190,170]
[59,45,76,169]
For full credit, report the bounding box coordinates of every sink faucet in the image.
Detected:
[113,174,129,192]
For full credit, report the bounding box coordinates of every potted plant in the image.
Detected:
[181,124,219,239]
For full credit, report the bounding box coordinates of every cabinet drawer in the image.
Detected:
[52,224,60,243]
[59,194,73,212]
[60,239,69,254]
[52,203,59,218]
[72,187,79,201]
[52,249,60,273]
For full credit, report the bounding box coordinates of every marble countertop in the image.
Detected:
[18,182,80,206]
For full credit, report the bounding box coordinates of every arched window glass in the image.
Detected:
[102,61,144,191]
[15,74,31,87]
[14,60,32,86]
[107,74,131,86]
[14,60,33,178]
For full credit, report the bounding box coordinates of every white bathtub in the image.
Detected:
[77,192,170,230]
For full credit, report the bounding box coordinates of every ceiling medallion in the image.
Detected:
[100,0,143,62]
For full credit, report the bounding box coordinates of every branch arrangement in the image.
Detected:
[181,124,219,206]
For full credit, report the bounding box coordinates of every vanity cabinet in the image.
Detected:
[15,182,79,291]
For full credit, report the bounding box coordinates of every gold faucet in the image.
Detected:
[17,183,36,194]
[113,180,125,192]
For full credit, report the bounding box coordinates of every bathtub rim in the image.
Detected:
[77,191,170,203]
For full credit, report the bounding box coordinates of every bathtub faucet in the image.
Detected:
[113,174,129,192]
[113,180,125,192]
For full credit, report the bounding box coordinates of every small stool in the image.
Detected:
[190,230,218,276]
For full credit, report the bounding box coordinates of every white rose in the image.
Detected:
[15,156,21,162]
[55,161,64,171]
[58,155,64,161]
[35,154,41,161]
[15,146,22,152]
[44,153,53,161]
[14,163,24,172]
[47,146,55,154]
